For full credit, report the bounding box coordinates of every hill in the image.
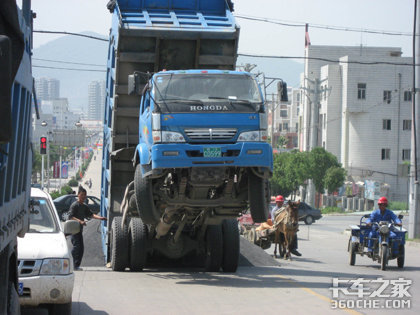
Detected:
[33,32,302,110]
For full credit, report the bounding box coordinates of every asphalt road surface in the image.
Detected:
[22,156,420,314]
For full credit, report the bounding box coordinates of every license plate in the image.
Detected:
[203,147,221,158]
[18,282,24,296]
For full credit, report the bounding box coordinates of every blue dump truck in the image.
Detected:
[101,0,287,272]
[0,0,33,312]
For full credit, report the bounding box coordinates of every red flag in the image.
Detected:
[305,23,311,47]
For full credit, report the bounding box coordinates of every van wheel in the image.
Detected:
[248,170,269,223]
[205,225,223,272]
[129,217,148,271]
[221,219,239,272]
[134,164,160,224]
[111,217,129,271]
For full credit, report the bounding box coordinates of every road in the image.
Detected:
[22,156,420,314]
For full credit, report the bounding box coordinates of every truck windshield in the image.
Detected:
[29,198,59,233]
[153,73,262,111]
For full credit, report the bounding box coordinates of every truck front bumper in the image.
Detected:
[19,273,74,306]
[151,142,273,170]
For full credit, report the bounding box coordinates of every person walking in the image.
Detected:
[68,187,106,269]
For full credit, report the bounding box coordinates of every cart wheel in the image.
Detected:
[397,245,405,268]
[349,242,357,266]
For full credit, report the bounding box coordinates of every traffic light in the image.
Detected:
[40,136,47,154]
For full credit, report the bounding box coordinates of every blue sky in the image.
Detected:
[29,0,414,59]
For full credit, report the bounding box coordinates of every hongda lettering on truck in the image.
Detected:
[100,0,288,272]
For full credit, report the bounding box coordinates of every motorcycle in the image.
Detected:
[348,214,406,270]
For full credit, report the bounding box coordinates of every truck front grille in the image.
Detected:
[18,260,42,277]
[184,128,236,141]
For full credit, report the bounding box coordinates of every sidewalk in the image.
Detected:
[78,151,102,198]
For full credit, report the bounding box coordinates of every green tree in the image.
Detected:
[308,147,342,194]
[324,166,346,193]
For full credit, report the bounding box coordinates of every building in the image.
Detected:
[88,80,106,120]
[298,45,412,202]
[35,77,60,101]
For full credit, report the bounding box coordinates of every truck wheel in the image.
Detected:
[205,225,223,272]
[349,242,357,266]
[248,170,269,223]
[134,164,160,224]
[380,244,388,271]
[111,217,129,271]
[7,281,20,315]
[129,217,148,271]
[48,302,71,315]
[221,219,239,272]
[397,245,405,268]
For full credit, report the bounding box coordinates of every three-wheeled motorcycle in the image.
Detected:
[348,214,406,270]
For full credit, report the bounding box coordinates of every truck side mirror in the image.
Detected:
[63,220,81,236]
[128,72,148,95]
[0,36,13,143]
[277,81,288,102]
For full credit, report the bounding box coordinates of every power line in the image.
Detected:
[34,30,108,42]
[235,14,415,37]
[33,65,106,72]
[238,53,416,66]
[33,58,105,67]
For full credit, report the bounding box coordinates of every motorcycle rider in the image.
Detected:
[366,196,402,255]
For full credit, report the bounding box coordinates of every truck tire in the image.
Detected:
[134,164,160,224]
[221,219,239,272]
[397,245,405,268]
[248,170,269,223]
[380,244,388,271]
[349,242,357,266]
[7,281,20,315]
[111,217,129,271]
[48,302,71,315]
[205,225,223,272]
[129,217,148,271]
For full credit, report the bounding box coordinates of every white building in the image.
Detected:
[88,81,106,120]
[35,77,60,101]
[299,45,412,201]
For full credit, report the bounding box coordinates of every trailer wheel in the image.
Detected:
[110,217,129,271]
[221,219,239,272]
[134,164,160,224]
[7,281,20,315]
[397,245,405,268]
[129,217,148,271]
[204,225,223,272]
[248,170,269,223]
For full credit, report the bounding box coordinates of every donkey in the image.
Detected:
[273,201,300,260]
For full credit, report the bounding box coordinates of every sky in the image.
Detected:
[29,0,415,59]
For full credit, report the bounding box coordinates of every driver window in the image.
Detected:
[141,92,150,114]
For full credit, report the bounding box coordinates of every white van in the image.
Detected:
[18,188,80,314]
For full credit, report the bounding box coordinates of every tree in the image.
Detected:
[308,147,342,194]
[324,166,346,193]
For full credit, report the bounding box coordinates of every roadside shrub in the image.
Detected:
[61,185,73,195]
[68,178,78,187]
[389,201,408,211]
[75,172,81,181]
[321,206,344,214]
[50,190,61,200]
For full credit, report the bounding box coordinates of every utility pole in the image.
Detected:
[409,0,420,239]
[271,94,275,148]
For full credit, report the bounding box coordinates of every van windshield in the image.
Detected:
[29,197,59,233]
[153,73,262,112]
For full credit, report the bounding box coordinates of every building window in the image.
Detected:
[295,122,298,132]
[283,123,288,131]
[280,110,288,118]
[323,113,326,129]
[278,123,282,132]
[382,119,391,130]
[404,91,412,102]
[402,149,411,161]
[403,120,412,130]
[381,148,390,160]
[357,83,366,99]
[383,90,392,103]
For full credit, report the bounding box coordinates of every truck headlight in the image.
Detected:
[40,259,70,275]
[238,130,266,142]
[161,131,185,143]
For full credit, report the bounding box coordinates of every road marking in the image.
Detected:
[276,274,361,315]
